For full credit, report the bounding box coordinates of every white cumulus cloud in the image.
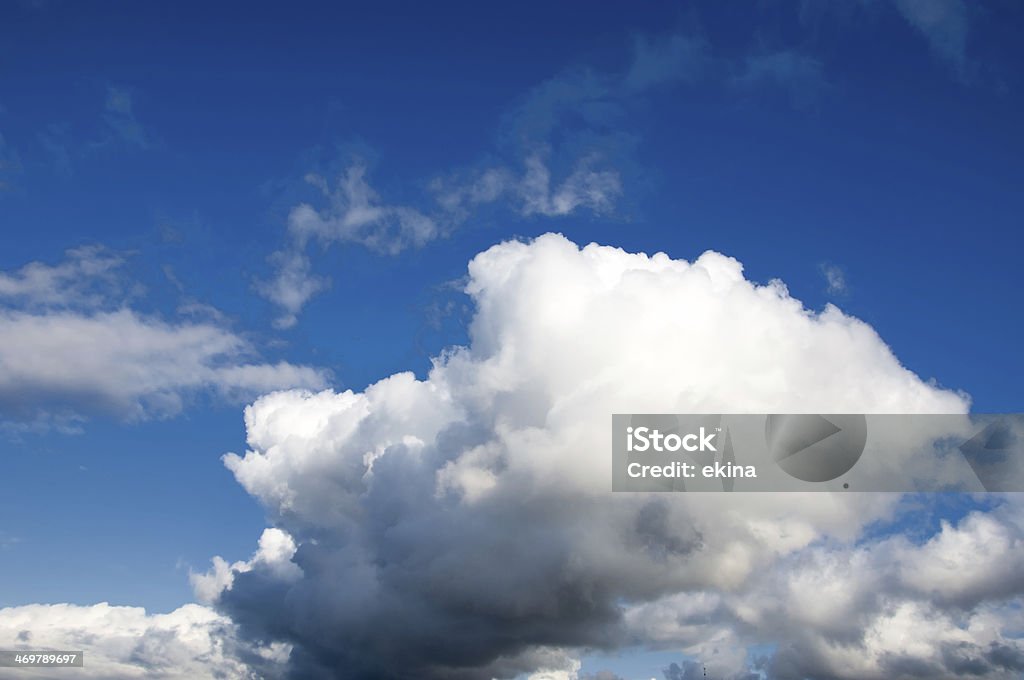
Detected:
[0,602,288,679]
[196,233,986,679]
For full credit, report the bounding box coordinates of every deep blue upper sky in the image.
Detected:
[0,0,1021,618]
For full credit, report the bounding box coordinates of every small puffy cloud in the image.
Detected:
[0,248,328,428]
[432,153,622,220]
[256,250,329,330]
[211,234,972,678]
[820,262,847,295]
[0,602,288,679]
[288,166,439,255]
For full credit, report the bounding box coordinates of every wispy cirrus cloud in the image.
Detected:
[519,154,621,217]
[259,33,708,329]
[431,153,622,221]
[257,7,988,331]
[257,163,440,329]
[288,166,440,255]
[260,150,625,329]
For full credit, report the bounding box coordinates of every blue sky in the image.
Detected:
[1,2,1023,679]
